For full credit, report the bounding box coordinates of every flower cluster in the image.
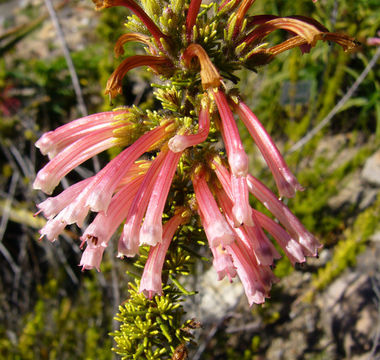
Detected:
[34,0,357,305]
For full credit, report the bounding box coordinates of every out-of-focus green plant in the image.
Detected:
[0,276,112,359]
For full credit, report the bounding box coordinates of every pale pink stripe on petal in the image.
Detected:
[231,174,253,226]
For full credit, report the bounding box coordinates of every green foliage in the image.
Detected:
[112,228,198,359]
[112,280,194,359]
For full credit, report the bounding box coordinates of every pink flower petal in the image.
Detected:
[234,99,303,197]
[140,150,182,246]
[139,212,186,298]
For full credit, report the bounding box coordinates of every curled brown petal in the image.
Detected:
[182,44,221,90]
[316,32,360,52]
[245,31,358,67]
[244,36,308,66]
[241,17,324,46]
[92,0,169,46]
[106,55,173,98]
[268,35,308,56]
[246,15,328,33]
[114,33,155,57]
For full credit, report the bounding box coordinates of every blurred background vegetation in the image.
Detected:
[0,0,379,359]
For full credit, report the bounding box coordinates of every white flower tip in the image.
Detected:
[247,288,266,306]
[298,233,322,257]
[286,239,306,264]
[168,135,186,153]
[33,173,56,195]
[86,191,111,213]
[35,133,52,153]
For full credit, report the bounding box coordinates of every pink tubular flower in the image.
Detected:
[211,156,315,264]
[36,160,148,227]
[34,125,127,195]
[193,168,235,248]
[79,245,105,272]
[233,99,304,198]
[247,174,321,256]
[83,122,172,213]
[226,241,269,305]
[80,175,144,251]
[35,110,129,159]
[139,210,189,298]
[212,89,248,177]
[230,174,253,226]
[212,89,252,226]
[214,184,280,266]
[139,150,183,246]
[168,101,210,153]
[210,245,237,281]
[33,0,351,307]
[118,150,168,258]
[38,162,149,242]
[253,210,305,265]
[36,118,174,242]
[79,175,145,270]
[36,178,92,220]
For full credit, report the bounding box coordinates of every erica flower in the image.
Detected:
[34,0,357,305]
